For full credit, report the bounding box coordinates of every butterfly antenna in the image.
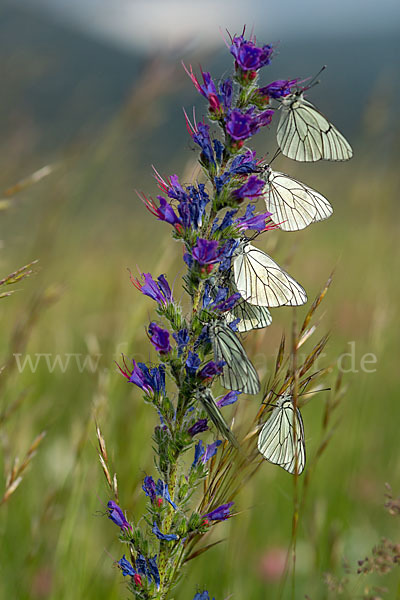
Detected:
[302,65,327,92]
[270,148,281,164]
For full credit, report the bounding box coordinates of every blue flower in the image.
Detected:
[216,391,241,407]
[142,475,157,502]
[173,328,189,356]
[148,555,161,589]
[198,361,225,380]
[228,318,240,332]
[192,239,221,266]
[213,139,225,164]
[232,176,266,201]
[203,501,234,521]
[141,193,181,227]
[192,439,205,467]
[218,239,239,271]
[192,122,215,166]
[148,323,171,354]
[219,78,233,109]
[193,592,214,600]
[230,35,273,71]
[186,351,201,375]
[155,479,178,510]
[131,272,173,307]
[131,362,165,396]
[201,440,222,464]
[229,150,258,174]
[107,501,131,531]
[118,555,137,577]
[136,554,153,584]
[152,522,178,541]
[188,419,209,437]
[259,79,298,99]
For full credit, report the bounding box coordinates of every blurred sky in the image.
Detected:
[18,0,400,53]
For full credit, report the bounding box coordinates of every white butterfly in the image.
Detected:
[232,242,307,307]
[210,320,260,395]
[277,92,353,162]
[197,387,238,447]
[257,393,305,474]
[225,297,272,332]
[262,165,333,231]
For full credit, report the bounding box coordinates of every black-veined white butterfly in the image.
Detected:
[257,392,305,474]
[210,320,260,395]
[197,387,238,447]
[233,241,307,307]
[277,92,353,162]
[261,165,333,231]
[225,295,272,332]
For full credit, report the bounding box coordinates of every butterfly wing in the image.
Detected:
[265,168,333,231]
[277,96,353,162]
[233,243,307,307]
[225,295,272,332]
[198,388,238,447]
[257,395,305,474]
[211,322,260,395]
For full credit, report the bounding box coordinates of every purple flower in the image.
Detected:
[173,328,189,356]
[155,479,177,509]
[230,35,273,71]
[219,78,233,109]
[183,64,221,112]
[186,351,201,375]
[107,501,131,531]
[131,272,173,307]
[192,439,205,467]
[141,193,180,227]
[192,239,220,266]
[203,501,234,521]
[147,555,160,589]
[117,358,153,395]
[213,139,225,164]
[233,176,266,201]
[136,554,152,584]
[198,361,225,380]
[188,419,209,437]
[193,592,213,600]
[201,440,222,464]
[175,183,210,231]
[148,322,171,354]
[213,292,241,312]
[218,239,240,271]
[142,475,157,502]
[226,109,253,141]
[192,122,215,166]
[228,318,240,332]
[229,150,258,174]
[216,391,241,407]
[118,555,137,578]
[152,522,178,541]
[259,79,298,99]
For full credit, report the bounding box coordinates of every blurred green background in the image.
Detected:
[1,1,400,598]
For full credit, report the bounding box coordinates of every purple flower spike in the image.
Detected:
[203,501,234,521]
[192,239,220,266]
[188,419,209,437]
[216,391,241,407]
[230,35,273,71]
[148,322,171,354]
[107,501,131,531]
